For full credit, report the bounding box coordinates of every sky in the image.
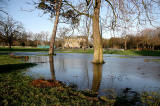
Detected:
[3,0,54,35]
[2,0,88,38]
[1,0,160,39]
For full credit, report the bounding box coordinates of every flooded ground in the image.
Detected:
[13,53,160,95]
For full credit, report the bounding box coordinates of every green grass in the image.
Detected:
[1,47,160,56]
[115,56,129,58]
[144,59,160,63]
[103,50,160,56]
[0,47,48,52]
[55,48,94,54]
[141,91,160,105]
[0,55,37,73]
[0,55,23,65]
[56,49,160,56]
[151,59,160,62]
[0,63,37,73]
[0,72,116,106]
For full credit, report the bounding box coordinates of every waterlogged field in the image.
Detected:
[25,53,160,94]
[1,52,160,105]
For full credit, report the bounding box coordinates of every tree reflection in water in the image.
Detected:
[92,64,102,92]
[49,55,56,80]
[48,55,103,92]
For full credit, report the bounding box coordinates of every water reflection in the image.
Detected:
[49,56,55,79]
[25,53,160,95]
[92,64,102,92]
[49,55,102,92]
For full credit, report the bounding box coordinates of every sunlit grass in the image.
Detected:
[0,55,23,65]
[0,47,160,56]
[141,91,160,105]
[0,47,48,52]
[56,49,160,56]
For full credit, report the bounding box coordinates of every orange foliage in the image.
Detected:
[31,79,62,88]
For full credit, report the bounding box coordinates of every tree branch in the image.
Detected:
[141,0,154,27]
[105,0,117,29]
[64,0,93,18]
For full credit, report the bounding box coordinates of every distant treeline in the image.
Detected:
[103,28,160,50]
[0,31,50,47]
[54,28,160,50]
[0,16,50,48]
[1,16,160,50]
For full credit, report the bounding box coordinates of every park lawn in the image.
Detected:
[0,55,37,73]
[55,48,94,54]
[0,72,116,106]
[0,47,48,52]
[0,55,23,65]
[56,48,160,56]
[0,47,160,56]
[103,50,160,56]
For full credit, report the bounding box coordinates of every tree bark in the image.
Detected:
[92,0,104,64]
[152,44,155,50]
[8,38,12,48]
[9,43,11,48]
[136,43,139,50]
[124,39,127,50]
[49,0,62,55]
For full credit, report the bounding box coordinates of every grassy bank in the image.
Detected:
[56,49,160,56]
[0,55,37,73]
[103,49,160,56]
[55,48,94,54]
[0,47,160,56]
[0,72,116,105]
[0,47,48,52]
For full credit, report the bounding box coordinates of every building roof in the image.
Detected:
[64,36,88,39]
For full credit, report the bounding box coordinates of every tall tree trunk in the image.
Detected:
[8,39,12,48]
[49,0,62,55]
[124,39,127,50]
[152,44,155,50]
[136,43,139,50]
[8,43,11,48]
[37,41,38,47]
[92,0,103,64]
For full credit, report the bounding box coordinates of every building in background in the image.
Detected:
[63,36,88,48]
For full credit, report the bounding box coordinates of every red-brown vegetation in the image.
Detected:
[31,79,62,88]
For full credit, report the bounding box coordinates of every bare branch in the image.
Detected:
[64,0,93,18]
[105,0,117,29]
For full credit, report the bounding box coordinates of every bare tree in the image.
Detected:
[38,0,63,54]
[0,16,23,48]
[64,0,160,63]
[37,0,79,55]
[0,0,8,15]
